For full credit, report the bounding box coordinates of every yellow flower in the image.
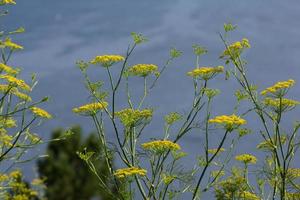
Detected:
[0,117,16,128]
[9,170,22,179]
[164,112,182,125]
[1,0,16,4]
[142,140,181,153]
[287,168,300,179]
[72,102,108,115]
[30,107,52,119]
[221,38,250,59]
[90,55,124,67]
[13,91,32,102]
[0,63,19,75]
[235,154,257,164]
[127,64,159,77]
[0,173,9,182]
[286,192,300,199]
[0,75,30,91]
[1,37,23,50]
[114,167,147,178]
[209,114,246,131]
[187,66,224,80]
[207,148,225,154]
[240,191,260,200]
[115,108,153,127]
[0,131,13,147]
[264,97,299,112]
[261,79,295,96]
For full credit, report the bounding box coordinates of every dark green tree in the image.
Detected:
[37,126,118,200]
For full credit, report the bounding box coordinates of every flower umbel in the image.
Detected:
[114,167,147,179]
[0,37,23,50]
[142,140,181,153]
[187,66,224,80]
[0,74,30,91]
[235,154,257,164]
[0,63,19,75]
[115,108,153,127]
[127,64,159,77]
[260,79,295,96]
[264,97,299,112]
[30,107,52,119]
[90,55,124,67]
[73,102,108,116]
[209,114,246,131]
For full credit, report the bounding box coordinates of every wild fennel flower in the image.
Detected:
[13,90,32,102]
[0,117,16,128]
[187,66,224,80]
[287,168,300,179]
[30,107,52,119]
[0,131,13,147]
[0,37,23,50]
[240,191,260,200]
[142,140,181,153]
[127,64,159,77]
[0,74,30,91]
[208,114,246,131]
[221,38,250,59]
[286,192,300,199]
[0,63,19,75]
[235,154,257,164]
[115,108,153,127]
[207,148,225,154]
[90,55,124,67]
[114,167,147,178]
[264,97,299,112]
[164,112,182,125]
[1,0,16,4]
[72,102,108,116]
[260,79,295,96]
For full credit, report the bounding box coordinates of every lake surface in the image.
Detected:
[3,0,300,198]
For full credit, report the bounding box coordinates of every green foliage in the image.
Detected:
[37,126,120,200]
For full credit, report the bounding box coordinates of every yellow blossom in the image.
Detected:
[0,63,19,75]
[187,66,224,80]
[264,97,299,112]
[114,167,147,178]
[1,0,16,4]
[207,148,225,154]
[0,173,9,182]
[72,102,108,115]
[30,106,52,119]
[0,74,30,91]
[221,38,250,59]
[1,37,23,50]
[209,114,246,131]
[9,170,22,179]
[115,108,153,127]
[90,55,124,67]
[0,117,16,128]
[287,168,300,179]
[0,131,13,147]
[261,79,295,96]
[127,64,159,77]
[240,191,260,200]
[235,154,257,164]
[142,140,181,153]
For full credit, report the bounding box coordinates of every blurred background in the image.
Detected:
[2,0,300,199]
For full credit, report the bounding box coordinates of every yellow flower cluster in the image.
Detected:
[1,0,16,4]
[142,140,181,153]
[0,75,30,91]
[187,66,224,80]
[287,168,300,179]
[127,64,159,77]
[207,148,225,154]
[73,102,108,115]
[261,79,295,96]
[0,131,13,147]
[0,117,16,128]
[0,38,23,50]
[286,192,300,199]
[30,107,52,119]
[115,108,153,127]
[240,191,260,200]
[221,38,250,58]
[264,97,299,112]
[0,84,32,101]
[0,63,19,75]
[114,167,147,178]
[208,114,246,131]
[90,55,124,67]
[235,154,257,164]
[164,112,181,125]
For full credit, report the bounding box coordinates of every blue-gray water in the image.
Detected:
[3,0,300,199]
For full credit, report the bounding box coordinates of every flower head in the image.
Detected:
[30,107,52,119]
[90,55,124,67]
[114,167,147,179]
[261,79,295,96]
[0,38,23,50]
[221,38,250,59]
[73,102,108,116]
[142,140,181,154]
[0,75,30,91]
[187,66,224,80]
[240,191,260,200]
[209,114,246,131]
[235,154,257,164]
[264,97,299,112]
[127,64,159,77]
[115,108,153,127]
[1,0,16,4]
[0,63,19,75]
[207,148,225,154]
